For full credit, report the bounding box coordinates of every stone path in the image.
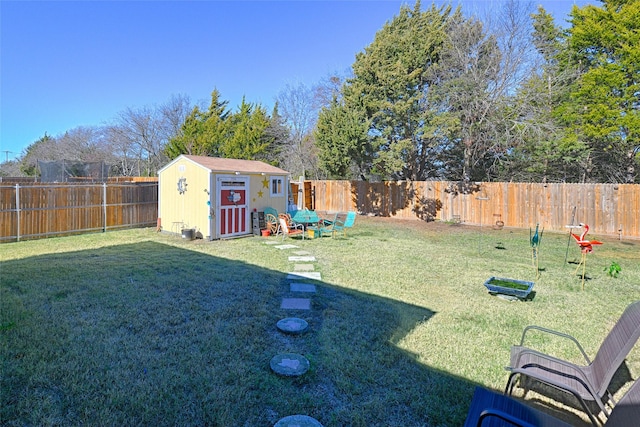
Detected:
[276,317,309,334]
[274,415,323,427]
[280,298,311,310]
[270,353,310,377]
[286,272,322,281]
[264,234,324,427]
[290,282,317,293]
[274,244,299,250]
[288,255,316,262]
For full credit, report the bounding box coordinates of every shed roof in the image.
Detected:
[162,155,289,175]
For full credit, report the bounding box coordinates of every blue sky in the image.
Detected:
[1,0,591,161]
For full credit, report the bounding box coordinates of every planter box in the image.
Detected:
[484,276,534,299]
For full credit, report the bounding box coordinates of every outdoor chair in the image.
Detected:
[309,213,338,238]
[505,301,640,425]
[465,376,640,427]
[315,211,329,224]
[278,216,304,240]
[333,211,356,237]
[464,386,572,427]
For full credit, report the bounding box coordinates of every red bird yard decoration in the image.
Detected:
[571,223,603,289]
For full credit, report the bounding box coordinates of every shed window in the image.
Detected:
[270,176,284,197]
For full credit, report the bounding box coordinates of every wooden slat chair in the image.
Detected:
[505,301,640,425]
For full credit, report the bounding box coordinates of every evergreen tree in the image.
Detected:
[561,0,640,182]
[321,1,452,180]
[221,98,272,160]
[165,89,230,159]
[502,6,587,182]
[259,103,289,166]
[315,96,372,179]
[19,133,54,176]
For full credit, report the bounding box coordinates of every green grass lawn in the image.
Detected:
[1,217,639,426]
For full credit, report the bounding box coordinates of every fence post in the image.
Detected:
[103,183,107,233]
[15,183,21,242]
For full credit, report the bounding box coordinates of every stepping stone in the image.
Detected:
[274,244,299,250]
[290,282,317,293]
[287,272,321,281]
[270,353,310,377]
[281,298,311,310]
[292,250,311,255]
[276,317,309,334]
[293,264,314,272]
[274,415,323,427]
[264,241,280,245]
[288,255,316,262]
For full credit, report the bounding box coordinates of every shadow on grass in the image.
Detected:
[2,241,480,426]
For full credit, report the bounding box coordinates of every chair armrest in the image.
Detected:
[321,217,335,225]
[477,409,537,427]
[519,325,591,365]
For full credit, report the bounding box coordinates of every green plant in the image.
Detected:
[604,261,622,278]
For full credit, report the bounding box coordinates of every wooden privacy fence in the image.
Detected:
[0,182,158,242]
[308,180,640,239]
[1,180,637,241]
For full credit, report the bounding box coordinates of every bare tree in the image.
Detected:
[109,94,193,176]
[428,0,539,181]
[102,124,140,176]
[0,160,23,177]
[275,82,319,178]
[17,128,114,176]
[157,94,192,148]
[313,72,348,111]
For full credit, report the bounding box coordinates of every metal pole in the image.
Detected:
[476,195,489,255]
[103,183,107,232]
[564,206,577,265]
[15,183,21,242]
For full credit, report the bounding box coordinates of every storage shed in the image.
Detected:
[158,155,290,239]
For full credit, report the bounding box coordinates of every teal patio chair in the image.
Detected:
[333,211,356,237]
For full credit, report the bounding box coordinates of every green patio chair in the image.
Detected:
[309,213,338,238]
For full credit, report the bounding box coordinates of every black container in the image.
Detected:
[181,228,195,240]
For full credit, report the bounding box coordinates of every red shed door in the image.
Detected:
[216,176,249,238]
